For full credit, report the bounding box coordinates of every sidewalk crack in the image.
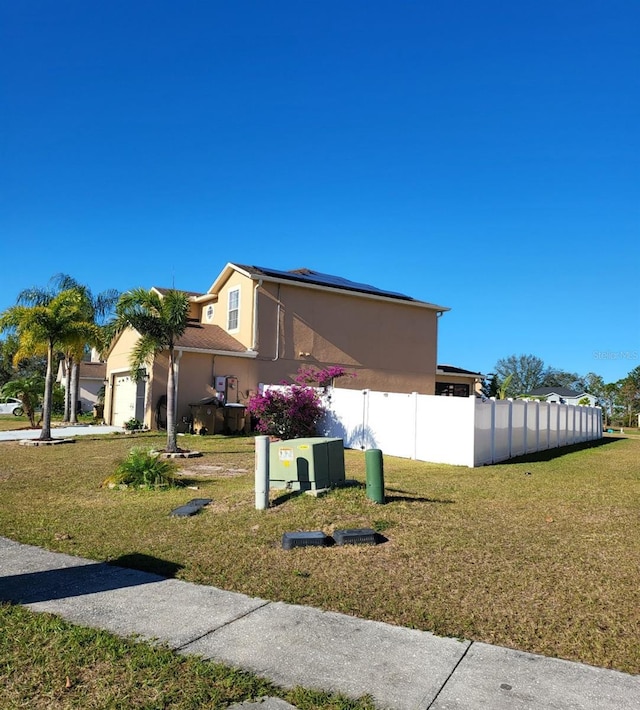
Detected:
[174,600,271,652]
[424,641,473,709]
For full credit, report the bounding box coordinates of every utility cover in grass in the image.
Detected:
[333,528,378,545]
[282,531,330,550]
[170,498,213,517]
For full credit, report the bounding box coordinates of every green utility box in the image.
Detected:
[270,437,345,492]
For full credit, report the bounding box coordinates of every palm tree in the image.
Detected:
[109,288,190,453]
[18,275,118,423]
[497,373,514,399]
[0,289,98,440]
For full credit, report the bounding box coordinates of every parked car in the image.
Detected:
[0,397,24,416]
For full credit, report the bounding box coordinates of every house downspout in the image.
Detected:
[272,284,281,361]
[174,349,183,425]
[252,279,262,351]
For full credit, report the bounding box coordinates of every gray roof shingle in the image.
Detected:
[175,323,247,353]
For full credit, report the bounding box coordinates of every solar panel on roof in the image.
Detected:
[244,265,414,301]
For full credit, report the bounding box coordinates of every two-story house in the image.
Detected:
[103,263,450,429]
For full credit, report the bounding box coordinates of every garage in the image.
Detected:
[111,373,146,427]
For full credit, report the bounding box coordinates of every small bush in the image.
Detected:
[124,417,143,431]
[102,447,179,490]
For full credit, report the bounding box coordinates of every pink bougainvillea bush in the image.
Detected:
[247,385,323,440]
[247,365,355,439]
[293,365,355,388]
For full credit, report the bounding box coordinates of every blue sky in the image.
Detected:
[2,1,638,384]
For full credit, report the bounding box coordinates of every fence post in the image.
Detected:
[490,398,496,464]
[411,392,418,460]
[507,399,513,459]
[360,389,369,450]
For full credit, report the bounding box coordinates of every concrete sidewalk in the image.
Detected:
[1,537,638,709]
[0,424,123,442]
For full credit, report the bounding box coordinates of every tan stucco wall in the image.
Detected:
[106,328,140,372]
[253,282,439,394]
[148,354,168,428]
[174,352,216,412]
[104,329,139,424]
[155,351,259,425]
[206,271,255,348]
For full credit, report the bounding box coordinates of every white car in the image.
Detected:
[0,397,24,416]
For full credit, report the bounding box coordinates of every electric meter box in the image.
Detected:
[270,437,345,491]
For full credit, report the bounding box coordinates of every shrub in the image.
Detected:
[247,385,324,440]
[51,383,65,414]
[102,447,179,489]
[124,417,143,430]
[0,375,44,427]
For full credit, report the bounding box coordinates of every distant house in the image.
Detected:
[56,353,106,413]
[104,263,450,429]
[524,387,597,407]
[435,365,486,397]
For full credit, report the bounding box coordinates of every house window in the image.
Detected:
[435,382,470,397]
[227,288,240,331]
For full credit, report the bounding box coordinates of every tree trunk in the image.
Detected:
[166,348,178,453]
[69,361,80,423]
[40,343,54,440]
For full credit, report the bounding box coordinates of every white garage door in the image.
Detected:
[112,373,145,427]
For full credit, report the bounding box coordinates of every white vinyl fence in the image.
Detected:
[317,388,603,467]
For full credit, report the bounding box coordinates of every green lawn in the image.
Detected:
[0,414,34,431]
[0,412,95,431]
[0,603,374,710]
[1,430,639,676]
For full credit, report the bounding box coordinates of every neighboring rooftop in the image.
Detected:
[437,364,486,377]
[57,360,106,380]
[528,387,588,398]
[152,287,205,298]
[78,361,107,379]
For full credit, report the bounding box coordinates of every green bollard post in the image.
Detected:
[365,448,385,504]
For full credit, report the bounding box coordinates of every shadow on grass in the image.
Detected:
[0,553,182,605]
[384,489,455,504]
[173,477,206,488]
[501,436,622,465]
[109,553,184,578]
[271,490,305,506]
[270,480,369,507]
[270,483,455,506]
